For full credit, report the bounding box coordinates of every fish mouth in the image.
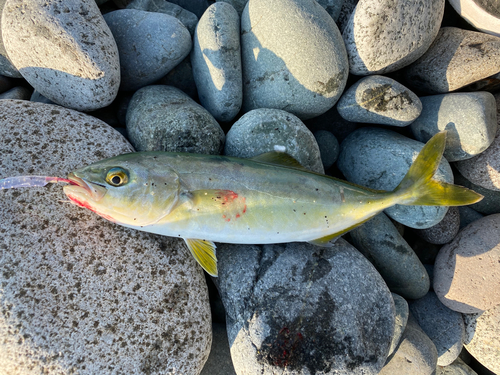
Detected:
[64,173,107,202]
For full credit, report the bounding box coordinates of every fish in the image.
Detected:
[61,132,482,276]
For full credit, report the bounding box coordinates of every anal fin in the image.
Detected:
[184,238,218,277]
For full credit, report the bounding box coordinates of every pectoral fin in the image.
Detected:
[184,238,218,277]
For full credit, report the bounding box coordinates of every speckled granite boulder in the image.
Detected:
[434,214,500,313]
[404,27,500,93]
[0,100,211,375]
[415,207,460,245]
[463,304,500,374]
[224,108,324,173]
[104,9,192,92]
[337,75,422,126]
[192,2,242,122]
[410,92,497,162]
[409,292,465,366]
[342,0,445,75]
[350,213,430,299]
[126,85,225,154]
[241,0,348,120]
[214,239,395,375]
[337,127,453,228]
[2,0,120,111]
[389,293,409,356]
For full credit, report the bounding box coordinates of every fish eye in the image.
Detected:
[106,168,129,187]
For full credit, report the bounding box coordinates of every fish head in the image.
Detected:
[63,153,180,226]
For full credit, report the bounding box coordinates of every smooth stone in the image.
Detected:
[224,108,324,173]
[126,0,199,35]
[216,0,248,14]
[191,2,242,122]
[30,90,56,104]
[104,9,192,92]
[337,75,422,127]
[454,172,500,215]
[0,0,21,78]
[411,92,497,162]
[0,100,211,374]
[2,0,120,111]
[458,206,484,229]
[434,214,500,313]
[214,239,395,375]
[350,213,430,299]
[463,304,500,374]
[409,292,465,366]
[337,127,453,228]
[158,56,198,99]
[126,85,225,154]
[455,127,500,192]
[342,0,445,75]
[313,130,340,170]
[379,314,438,375]
[435,357,479,375]
[449,0,500,37]
[415,207,460,245]
[0,86,31,100]
[389,293,409,356]
[167,0,209,18]
[241,0,349,120]
[200,322,237,375]
[404,27,500,94]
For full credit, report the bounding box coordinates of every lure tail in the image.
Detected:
[395,132,483,206]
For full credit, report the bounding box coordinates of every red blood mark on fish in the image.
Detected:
[67,194,116,223]
[214,191,247,222]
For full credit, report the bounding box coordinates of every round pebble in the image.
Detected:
[415,207,460,245]
[313,130,340,169]
[434,214,500,313]
[224,108,324,173]
[241,0,349,120]
[342,0,445,75]
[2,0,120,111]
[104,9,192,92]
[191,2,242,122]
[126,85,225,154]
[337,75,422,126]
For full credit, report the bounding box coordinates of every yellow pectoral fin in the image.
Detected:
[184,238,218,277]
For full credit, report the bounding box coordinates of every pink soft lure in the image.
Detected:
[0,176,75,189]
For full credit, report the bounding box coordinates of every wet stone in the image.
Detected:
[415,207,460,245]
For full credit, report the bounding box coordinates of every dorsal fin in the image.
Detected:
[250,152,309,171]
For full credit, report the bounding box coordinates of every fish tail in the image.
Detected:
[394,132,483,206]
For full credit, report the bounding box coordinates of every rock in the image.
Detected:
[217,0,248,14]
[0,0,21,78]
[224,108,324,173]
[104,9,192,92]
[458,206,483,229]
[158,56,198,99]
[434,214,500,313]
[448,0,500,37]
[342,0,445,75]
[214,239,395,375]
[455,127,500,192]
[0,74,13,94]
[167,0,209,18]
[389,293,409,356]
[317,0,345,22]
[379,314,438,375]
[350,213,430,299]
[313,130,340,170]
[0,100,211,374]
[337,75,422,127]
[415,207,460,245]
[30,90,56,104]
[404,27,500,94]
[2,0,120,111]
[337,127,453,228]
[126,85,225,154]
[200,322,237,375]
[463,304,500,374]
[304,104,358,143]
[409,292,465,366]
[436,357,479,375]
[241,0,349,120]
[126,0,199,35]
[0,86,31,100]
[191,2,242,122]
[337,0,358,32]
[410,92,497,162]
[454,172,500,215]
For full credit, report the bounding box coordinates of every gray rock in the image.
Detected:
[404,27,500,94]
[317,0,345,21]
[409,292,465,366]
[435,357,479,375]
[350,213,430,299]
[337,0,358,32]
[337,127,453,228]
[0,74,13,94]
[458,206,483,229]
[241,0,349,120]
[304,104,358,143]
[126,85,225,154]
[200,322,237,375]
[167,0,209,18]
[454,172,500,215]
[192,2,242,122]
[463,304,500,374]
[30,90,55,104]
[434,214,500,313]
[104,9,192,92]
[214,239,395,375]
[379,314,438,375]
[0,100,211,375]
[2,0,120,111]
[224,108,324,173]
[415,207,460,245]
[217,0,248,14]
[337,75,422,127]
[342,0,445,75]
[410,92,498,162]
[313,130,339,170]
[448,0,500,38]
[126,0,199,35]
[158,56,198,99]
[0,86,31,100]
[0,0,21,78]
[389,293,409,356]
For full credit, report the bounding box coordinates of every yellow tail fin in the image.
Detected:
[395,132,483,206]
